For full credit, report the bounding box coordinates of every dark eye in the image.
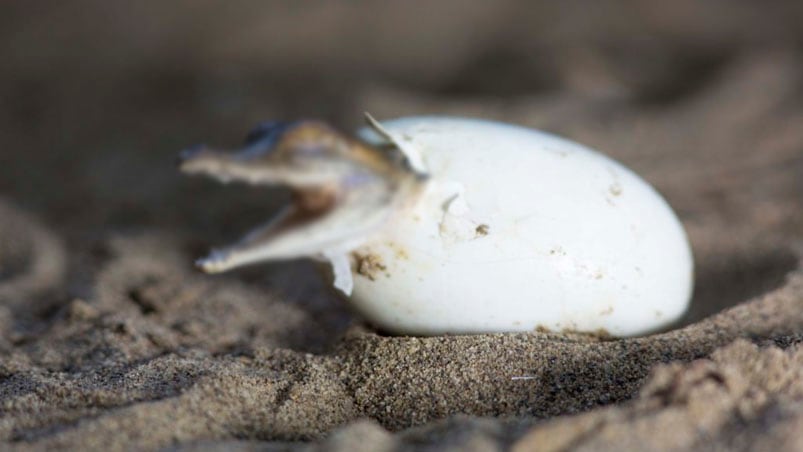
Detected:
[244,121,292,147]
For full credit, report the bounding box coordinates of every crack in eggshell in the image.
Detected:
[437,185,485,245]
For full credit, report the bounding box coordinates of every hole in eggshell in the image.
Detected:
[676,243,798,327]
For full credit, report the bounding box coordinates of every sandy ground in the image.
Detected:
[2,1,803,450]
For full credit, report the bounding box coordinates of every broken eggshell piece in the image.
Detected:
[179,116,693,337]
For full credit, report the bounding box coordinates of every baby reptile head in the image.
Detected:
[180,120,377,189]
[178,118,424,292]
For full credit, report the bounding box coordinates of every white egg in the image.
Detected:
[180,116,694,337]
[351,117,693,336]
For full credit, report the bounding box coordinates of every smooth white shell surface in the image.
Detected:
[350,117,693,337]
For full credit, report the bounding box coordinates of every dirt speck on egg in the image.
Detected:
[600,306,615,316]
[352,252,388,281]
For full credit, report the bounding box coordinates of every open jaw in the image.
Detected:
[186,186,340,274]
[178,118,426,294]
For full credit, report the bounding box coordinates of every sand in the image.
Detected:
[2,2,803,450]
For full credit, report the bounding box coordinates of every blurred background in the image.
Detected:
[1,1,803,317]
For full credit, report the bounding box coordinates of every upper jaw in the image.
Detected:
[178,146,290,186]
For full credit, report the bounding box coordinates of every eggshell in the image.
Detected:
[349,117,693,336]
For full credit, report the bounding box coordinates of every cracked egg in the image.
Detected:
[179,115,693,336]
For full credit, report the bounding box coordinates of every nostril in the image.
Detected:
[175,144,206,171]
